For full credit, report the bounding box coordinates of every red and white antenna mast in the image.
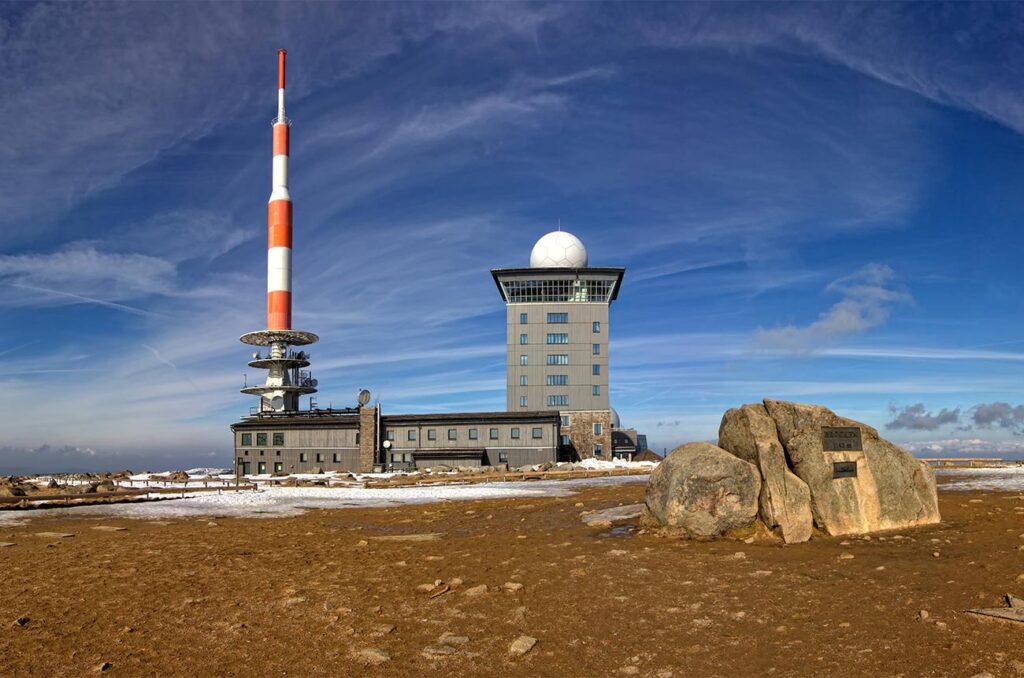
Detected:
[268,49,292,330]
[240,50,318,414]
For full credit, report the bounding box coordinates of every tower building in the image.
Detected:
[239,49,319,414]
[491,231,625,459]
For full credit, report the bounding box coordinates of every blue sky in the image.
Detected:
[2,2,1023,472]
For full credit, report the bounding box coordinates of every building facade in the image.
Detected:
[491,231,625,460]
[230,408,560,474]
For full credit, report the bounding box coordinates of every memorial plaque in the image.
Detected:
[832,461,858,479]
[822,426,862,451]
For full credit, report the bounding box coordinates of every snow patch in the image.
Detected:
[936,466,1024,492]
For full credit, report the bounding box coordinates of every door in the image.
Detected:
[258,462,266,474]
[241,462,251,475]
[274,462,283,473]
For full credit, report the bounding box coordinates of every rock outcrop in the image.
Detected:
[641,442,760,537]
[760,399,940,536]
[719,404,813,543]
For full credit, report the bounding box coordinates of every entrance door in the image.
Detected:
[258,462,266,474]
[274,462,283,473]
[242,462,251,475]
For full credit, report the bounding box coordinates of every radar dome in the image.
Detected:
[530,231,588,268]
[610,408,621,428]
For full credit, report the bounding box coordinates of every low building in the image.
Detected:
[230,407,560,475]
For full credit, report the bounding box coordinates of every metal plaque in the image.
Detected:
[822,426,863,452]
[832,461,858,479]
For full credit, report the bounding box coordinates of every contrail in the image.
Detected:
[10,282,158,317]
[142,343,202,392]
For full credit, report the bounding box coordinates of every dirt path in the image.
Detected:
[1,484,1022,677]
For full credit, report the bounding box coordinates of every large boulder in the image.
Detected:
[719,404,813,544]
[762,400,940,536]
[641,442,761,537]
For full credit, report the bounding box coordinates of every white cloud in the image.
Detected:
[755,264,910,353]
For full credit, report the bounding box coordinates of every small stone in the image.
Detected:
[730,551,746,560]
[422,645,458,657]
[932,552,940,558]
[574,502,584,507]
[416,583,436,593]
[370,623,395,636]
[875,566,885,571]
[918,610,930,621]
[91,526,127,532]
[838,622,850,628]
[607,549,628,557]
[1017,574,1024,583]
[34,532,74,539]
[14,616,29,627]
[356,540,368,547]
[775,625,787,633]
[503,582,524,593]
[97,662,112,673]
[934,621,948,630]
[282,597,305,606]
[464,584,488,597]
[509,635,537,657]
[351,648,390,666]
[449,578,464,589]
[839,554,854,560]
[0,542,14,548]
[620,667,640,675]
[439,632,470,646]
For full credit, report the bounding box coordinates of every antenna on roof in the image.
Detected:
[557,218,561,232]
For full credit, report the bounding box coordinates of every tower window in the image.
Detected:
[560,415,570,426]
[469,428,478,440]
[560,434,571,447]
[427,429,437,441]
[448,428,457,441]
[594,444,603,457]
[520,395,528,408]
[520,375,528,386]
[547,374,567,386]
[299,452,307,462]
[511,428,521,439]
[547,395,569,406]
[592,385,601,396]
[333,453,339,463]
[547,312,568,323]
[387,430,395,441]
[408,430,416,441]
[592,364,601,376]
[256,433,267,446]
[594,423,603,436]
[593,321,601,333]
[489,428,499,440]
[520,333,528,345]
[520,312,528,324]
[520,355,528,366]
[241,433,252,446]
[546,333,569,344]
[272,432,284,445]
[592,343,600,355]
[547,354,569,365]
[532,427,543,439]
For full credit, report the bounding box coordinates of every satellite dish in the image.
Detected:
[310,379,318,387]
[270,395,285,410]
[357,389,371,406]
[382,440,392,449]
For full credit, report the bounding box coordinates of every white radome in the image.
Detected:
[529,231,588,268]
[610,408,621,428]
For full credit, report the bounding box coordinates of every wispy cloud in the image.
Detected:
[755,264,910,354]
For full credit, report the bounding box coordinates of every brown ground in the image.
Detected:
[1,482,1023,677]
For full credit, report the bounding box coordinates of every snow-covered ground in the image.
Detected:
[0,475,647,524]
[935,466,1024,492]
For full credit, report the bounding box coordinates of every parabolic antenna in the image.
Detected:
[357,389,371,406]
[270,395,285,410]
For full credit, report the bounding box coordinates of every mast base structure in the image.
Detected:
[240,329,319,414]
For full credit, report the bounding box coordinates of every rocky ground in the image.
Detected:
[1,481,1023,677]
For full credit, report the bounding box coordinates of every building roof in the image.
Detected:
[383,411,560,425]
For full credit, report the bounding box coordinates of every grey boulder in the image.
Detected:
[719,404,813,543]
[641,442,760,537]
[763,399,940,536]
